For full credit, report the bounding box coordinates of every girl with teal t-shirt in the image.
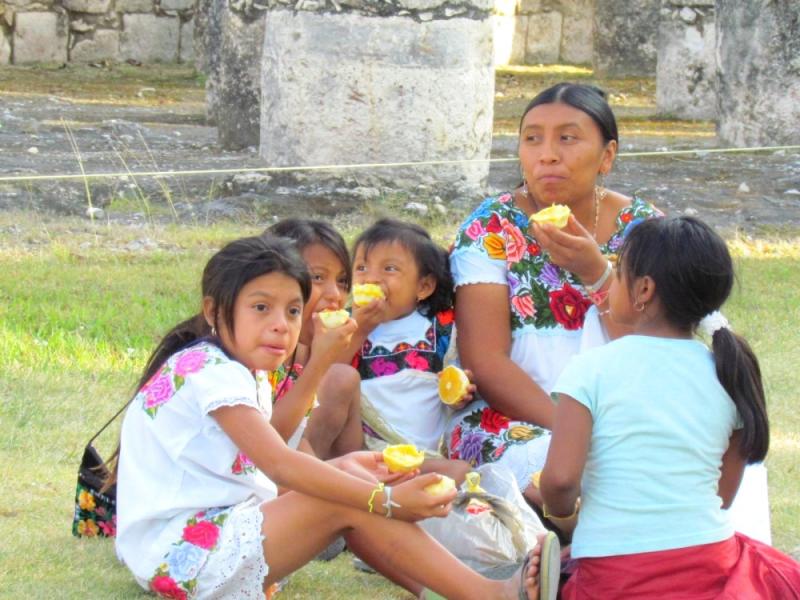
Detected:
[541,216,800,598]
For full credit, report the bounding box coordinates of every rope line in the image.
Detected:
[1,144,798,184]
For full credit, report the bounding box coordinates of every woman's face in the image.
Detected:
[518,102,617,207]
[300,243,349,345]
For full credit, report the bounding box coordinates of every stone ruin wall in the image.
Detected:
[0,0,195,64]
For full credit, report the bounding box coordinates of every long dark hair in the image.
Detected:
[104,235,310,490]
[519,82,619,145]
[618,217,769,463]
[353,218,454,317]
[266,218,352,291]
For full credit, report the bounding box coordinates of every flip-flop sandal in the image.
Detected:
[537,531,561,600]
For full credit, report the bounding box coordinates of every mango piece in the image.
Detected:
[318,309,350,329]
[529,204,572,229]
[382,444,425,473]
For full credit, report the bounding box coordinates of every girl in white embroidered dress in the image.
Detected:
[111,235,551,600]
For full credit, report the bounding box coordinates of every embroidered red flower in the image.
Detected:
[150,575,187,599]
[480,408,511,434]
[527,242,541,256]
[449,425,463,458]
[620,211,633,223]
[405,350,430,371]
[437,308,455,326]
[182,520,220,550]
[549,283,593,330]
[485,213,503,233]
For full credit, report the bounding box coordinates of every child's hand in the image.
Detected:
[333,451,414,485]
[388,473,456,522]
[350,297,388,336]
[439,368,478,411]
[310,313,357,362]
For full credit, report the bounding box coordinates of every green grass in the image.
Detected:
[1,214,798,598]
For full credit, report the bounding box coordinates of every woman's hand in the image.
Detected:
[531,216,607,283]
[441,368,477,411]
[388,473,457,521]
[332,451,415,485]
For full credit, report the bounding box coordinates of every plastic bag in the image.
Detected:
[420,464,547,572]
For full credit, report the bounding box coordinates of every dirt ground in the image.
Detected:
[1,63,799,236]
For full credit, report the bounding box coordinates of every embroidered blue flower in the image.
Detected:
[165,542,207,582]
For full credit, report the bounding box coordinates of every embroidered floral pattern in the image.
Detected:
[138,345,226,418]
[73,482,116,538]
[231,452,255,476]
[452,194,662,332]
[148,508,230,599]
[354,310,454,381]
[447,407,547,465]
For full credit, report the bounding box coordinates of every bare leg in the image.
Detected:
[305,364,364,459]
[258,492,542,600]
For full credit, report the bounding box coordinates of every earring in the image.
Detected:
[633,301,646,313]
[211,326,217,336]
[597,171,606,190]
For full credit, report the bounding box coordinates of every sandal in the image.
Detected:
[535,531,561,600]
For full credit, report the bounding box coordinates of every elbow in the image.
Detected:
[540,470,580,502]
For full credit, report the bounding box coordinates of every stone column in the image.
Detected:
[593,0,659,76]
[259,1,495,200]
[716,0,800,146]
[656,1,716,119]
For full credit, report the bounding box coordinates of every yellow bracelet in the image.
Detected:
[542,499,580,521]
[367,482,385,513]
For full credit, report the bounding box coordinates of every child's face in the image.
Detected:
[352,240,434,321]
[206,272,304,372]
[300,243,349,344]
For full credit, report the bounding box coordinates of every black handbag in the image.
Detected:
[72,401,131,538]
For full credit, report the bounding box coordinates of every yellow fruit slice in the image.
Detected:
[318,309,350,328]
[438,365,470,405]
[424,475,457,497]
[529,204,572,228]
[352,283,385,307]
[382,444,425,473]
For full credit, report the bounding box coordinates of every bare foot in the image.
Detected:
[500,532,560,600]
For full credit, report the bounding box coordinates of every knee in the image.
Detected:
[318,364,361,408]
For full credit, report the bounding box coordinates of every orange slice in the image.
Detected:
[424,475,457,497]
[438,365,470,405]
[352,283,385,307]
[529,204,571,228]
[318,309,350,328]
[382,444,425,473]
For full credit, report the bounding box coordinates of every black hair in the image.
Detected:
[618,216,769,463]
[266,218,352,291]
[104,235,309,490]
[519,83,619,145]
[353,218,454,317]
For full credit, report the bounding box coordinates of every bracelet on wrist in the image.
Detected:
[543,499,580,521]
[367,482,385,513]
[585,260,613,295]
[382,485,401,519]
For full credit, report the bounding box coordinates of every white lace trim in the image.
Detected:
[453,279,510,289]
[199,499,269,599]
[203,396,259,417]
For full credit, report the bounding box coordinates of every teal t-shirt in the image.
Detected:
[553,335,739,558]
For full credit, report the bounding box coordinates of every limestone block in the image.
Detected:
[199,0,224,121]
[397,0,445,9]
[593,0,659,76]
[70,28,119,61]
[215,7,267,148]
[560,0,593,64]
[525,11,561,63]
[260,10,495,197]
[492,14,526,65]
[656,5,715,119]
[179,17,194,62]
[14,11,68,63]
[518,0,543,14]
[0,28,10,64]
[116,0,154,12]
[120,14,179,62]
[716,0,800,146]
[161,0,193,11]
[493,0,517,18]
[63,0,111,13]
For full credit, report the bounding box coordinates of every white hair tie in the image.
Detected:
[699,311,730,336]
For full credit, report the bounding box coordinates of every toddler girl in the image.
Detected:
[112,234,557,600]
[540,216,800,598]
[265,218,363,459]
[347,218,473,482]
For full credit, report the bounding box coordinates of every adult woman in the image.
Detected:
[444,83,661,496]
